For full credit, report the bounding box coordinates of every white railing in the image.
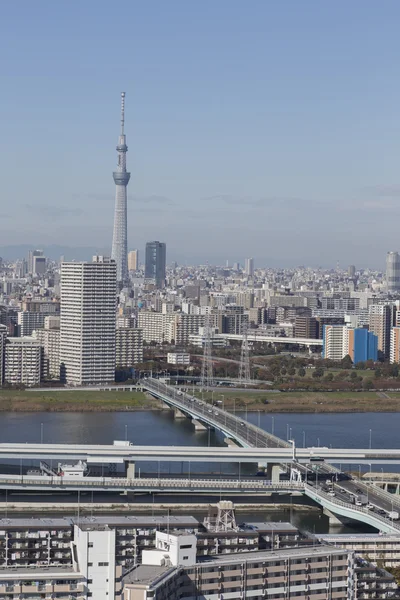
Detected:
[304,483,400,532]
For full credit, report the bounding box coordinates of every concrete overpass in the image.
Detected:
[218,332,323,348]
[2,442,400,466]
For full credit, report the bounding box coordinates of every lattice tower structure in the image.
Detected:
[111,92,131,287]
[239,321,251,386]
[201,312,214,389]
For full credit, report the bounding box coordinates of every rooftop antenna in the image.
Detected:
[120,91,125,135]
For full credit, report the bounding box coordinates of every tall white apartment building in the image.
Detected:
[33,316,61,379]
[0,324,7,384]
[60,257,117,385]
[4,337,41,386]
[244,257,254,276]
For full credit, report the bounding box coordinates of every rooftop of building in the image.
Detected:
[0,565,82,578]
[123,564,176,587]
[6,336,40,344]
[71,515,200,527]
[0,517,71,528]
[196,544,348,565]
[319,533,400,541]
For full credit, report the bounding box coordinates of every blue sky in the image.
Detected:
[1,1,400,267]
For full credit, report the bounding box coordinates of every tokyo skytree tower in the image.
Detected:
[111,92,131,286]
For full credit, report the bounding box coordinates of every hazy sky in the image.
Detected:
[1,1,400,268]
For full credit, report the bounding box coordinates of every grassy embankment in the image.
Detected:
[0,390,161,412]
[0,388,399,413]
[196,389,400,413]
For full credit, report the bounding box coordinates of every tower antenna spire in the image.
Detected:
[120,92,125,135]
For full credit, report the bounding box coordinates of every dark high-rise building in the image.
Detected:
[294,316,318,339]
[145,241,166,289]
[386,251,400,293]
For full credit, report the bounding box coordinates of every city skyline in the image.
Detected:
[2,2,400,267]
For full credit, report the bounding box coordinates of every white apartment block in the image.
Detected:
[4,337,41,387]
[60,257,117,385]
[18,311,47,336]
[116,327,143,367]
[323,325,346,361]
[170,314,205,345]
[137,312,175,344]
[189,327,229,348]
[0,324,7,384]
[167,352,190,365]
[33,316,61,379]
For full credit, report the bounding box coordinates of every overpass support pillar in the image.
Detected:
[266,463,281,483]
[174,408,186,419]
[323,508,344,526]
[125,461,135,479]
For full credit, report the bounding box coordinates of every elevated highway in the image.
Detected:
[218,332,323,348]
[0,443,399,465]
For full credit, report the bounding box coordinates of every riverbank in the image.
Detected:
[0,501,318,515]
[1,388,400,413]
[198,389,400,413]
[0,390,162,412]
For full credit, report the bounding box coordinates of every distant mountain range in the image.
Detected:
[0,245,111,261]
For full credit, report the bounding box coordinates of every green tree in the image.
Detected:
[341,354,353,369]
[374,368,382,379]
[355,361,366,370]
[312,367,324,378]
[363,378,374,390]
[324,372,334,382]
[297,367,306,377]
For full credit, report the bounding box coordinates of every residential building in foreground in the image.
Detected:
[60,256,117,385]
[0,513,396,599]
[123,540,355,600]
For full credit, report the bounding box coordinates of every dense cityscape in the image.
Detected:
[0,92,400,600]
[4,3,400,600]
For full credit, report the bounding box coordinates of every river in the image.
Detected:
[0,410,398,534]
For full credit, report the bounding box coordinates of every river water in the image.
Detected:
[0,410,398,534]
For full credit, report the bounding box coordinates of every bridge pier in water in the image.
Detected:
[266,463,281,483]
[193,420,207,432]
[125,461,135,479]
[174,408,187,419]
[323,508,353,527]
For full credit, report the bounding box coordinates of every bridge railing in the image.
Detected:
[304,483,400,532]
[0,474,305,491]
[144,378,289,449]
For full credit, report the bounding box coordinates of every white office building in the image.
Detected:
[60,256,117,385]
